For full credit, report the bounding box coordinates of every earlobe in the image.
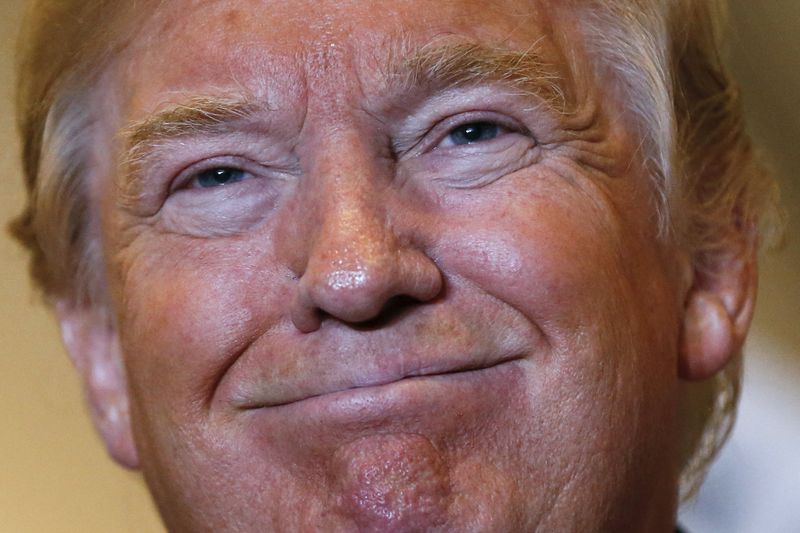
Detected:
[679,290,736,380]
[679,247,757,382]
[56,302,140,469]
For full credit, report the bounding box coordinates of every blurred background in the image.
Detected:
[0,1,797,531]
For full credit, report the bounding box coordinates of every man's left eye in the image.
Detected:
[445,121,501,146]
[192,167,249,189]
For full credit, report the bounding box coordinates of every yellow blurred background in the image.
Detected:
[0,1,797,531]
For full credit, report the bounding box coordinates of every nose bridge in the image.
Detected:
[312,164,397,284]
[308,128,396,263]
[289,132,442,332]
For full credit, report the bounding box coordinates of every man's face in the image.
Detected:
[98,0,686,530]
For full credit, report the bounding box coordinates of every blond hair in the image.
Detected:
[9,0,782,498]
[10,0,152,307]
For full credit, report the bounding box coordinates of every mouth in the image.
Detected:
[234,354,523,411]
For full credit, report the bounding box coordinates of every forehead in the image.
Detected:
[118,0,577,120]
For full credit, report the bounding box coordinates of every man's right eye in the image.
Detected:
[192,167,249,189]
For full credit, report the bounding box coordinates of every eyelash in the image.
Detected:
[404,111,531,157]
[170,156,260,193]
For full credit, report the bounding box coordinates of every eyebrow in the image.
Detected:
[396,40,568,110]
[121,96,259,169]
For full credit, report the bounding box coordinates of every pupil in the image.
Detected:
[451,122,499,145]
[197,168,244,188]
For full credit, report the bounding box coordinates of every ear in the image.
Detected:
[55,301,139,469]
[679,237,758,381]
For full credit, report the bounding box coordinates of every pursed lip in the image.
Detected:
[231,353,524,411]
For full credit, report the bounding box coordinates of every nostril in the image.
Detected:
[351,295,430,331]
[294,293,435,334]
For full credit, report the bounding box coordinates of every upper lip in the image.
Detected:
[227,350,523,410]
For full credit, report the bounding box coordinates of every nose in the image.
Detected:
[289,169,442,333]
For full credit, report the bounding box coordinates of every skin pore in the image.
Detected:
[80,0,696,530]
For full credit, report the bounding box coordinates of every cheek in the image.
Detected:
[113,236,290,420]
[433,187,626,334]
[431,180,681,489]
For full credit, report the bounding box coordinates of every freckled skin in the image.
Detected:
[90,0,690,531]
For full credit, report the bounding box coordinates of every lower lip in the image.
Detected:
[243,360,525,438]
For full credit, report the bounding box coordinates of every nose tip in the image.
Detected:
[290,244,443,333]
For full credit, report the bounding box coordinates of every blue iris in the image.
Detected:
[196,168,247,188]
[448,122,499,146]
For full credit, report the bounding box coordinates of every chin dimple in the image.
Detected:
[331,433,452,532]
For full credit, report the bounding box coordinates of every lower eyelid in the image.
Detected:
[414,136,540,185]
[159,187,279,236]
[164,174,285,218]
